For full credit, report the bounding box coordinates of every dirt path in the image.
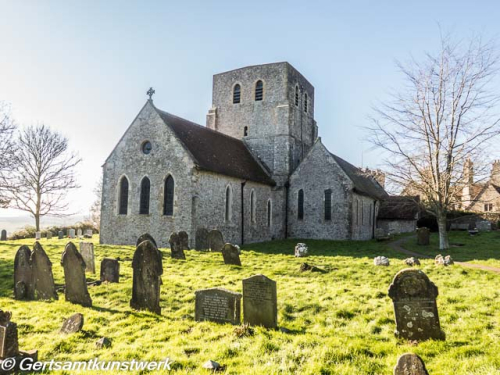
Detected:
[388,236,500,274]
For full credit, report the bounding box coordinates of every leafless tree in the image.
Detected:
[88,176,102,228]
[0,101,17,206]
[7,125,82,231]
[368,34,500,249]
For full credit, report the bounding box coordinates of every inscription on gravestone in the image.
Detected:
[195,288,242,325]
[243,274,277,329]
[80,242,96,273]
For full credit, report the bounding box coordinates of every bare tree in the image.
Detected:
[368,34,500,249]
[7,125,82,231]
[89,176,102,228]
[0,101,17,206]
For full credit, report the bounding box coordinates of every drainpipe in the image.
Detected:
[241,181,246,245]
[284,181,290,239]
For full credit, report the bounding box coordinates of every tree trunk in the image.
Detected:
[437,215,449,250]
[35,214,40,232]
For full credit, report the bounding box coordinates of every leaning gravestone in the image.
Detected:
[58,231,64,239]
[168,232,186,260]
[136,233,157,248]
[195,228,209,251]
[80,242,96,273]
[222,243,242,266]
[388,269,444,341]
[208,230,224,252]
[130,240,163,314]
[35,232,41,241]
[61,242,92,307]
[100,258,120,283]
[60,313,84,334]
[195,287,242,325]
[394,353,429,375]
[242,274,277,329]
[416,227,430,246]
[46,232,52,240]
[31,242,58,300]
[0,310,19,359]
[0,229,6,241]
[68,229,76,239]
[14,246,33,300]
[178,231,189,250]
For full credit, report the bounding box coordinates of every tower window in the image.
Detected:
[324,189,332,221]
[233,84,241,104]
[295,85,299,106]
[244,126,248,136]
[139,177,151,215]
[255,80,263,101]
[304,93,308,113]
[298,189,304,220]
[163,175,174,216]
[118,176,129,215]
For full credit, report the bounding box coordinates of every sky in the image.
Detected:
[1,0,500,230]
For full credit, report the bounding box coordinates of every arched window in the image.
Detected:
[267,199,272,227]
[250,190,256,223]
[163,175,174,216]
[139,177,150,215]
[304,93,308,113]
[233,84,241,104]
[324,189,332,221]
[298,189,304,220]
[118,176,129,215]
[295,85,299,106]
[255,80,263,101]
[244,126,248,136]
[225,185,232,222]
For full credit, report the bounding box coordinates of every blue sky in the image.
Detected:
[1,0,499,226]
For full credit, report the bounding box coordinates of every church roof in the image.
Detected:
[330,154,389,200]
[156,108,275,186]
[378,196,420,220]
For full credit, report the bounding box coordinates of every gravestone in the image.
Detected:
[136,233,157,248]
[404,257,421,266]
[388,269,444,341]
[80,242,96,273]
[375,228,389,241]
[58,231,64,239]
[222,244,242,266]
[60,313,84,334]
[294,243,308,257]
[477,221,491,232]
[0,311,19,359]
[84,229,93,238]
[0,230,6,241]
[416,227,430,246]
[394,353,429,375]
[178,231,189,250]
[195,228,209,251]
[374,256,390,266]
[31,242,58,300]
[208,230,224,252]
[35,232,41,241]
[61,242,92,307]
[130,240,163,314]
[68,229,76,239]
[100,258,120,283]
[195,288,242,325]
[242,274,277,329]
[14,246,33,300]
[77,229,83,237]
[46,232,52,240]
[168,232,186,260]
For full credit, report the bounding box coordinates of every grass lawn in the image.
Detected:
[0,236,499,374]
[403,230,500,268]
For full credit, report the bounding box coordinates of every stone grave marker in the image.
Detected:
[168,232,186,260]
[100,258,120,283]
[0,311,19,359]
[130,240,163,314]
[178,231,189,250]
[242,274,277,329]
[195,287,242,325]
[58,231,64,239]
[31,242,58,300]
[416,227,430,246]
[14,246,33,300]
[35,232,41,241]
[60,313,84,334]
[374,256,390,266]
[294,243,308,257]
[0,230,6,241]
[393,353,429,375]
[222,243,242,266]
[477,221,491,232]
[195,227,209,251]
[208,230,224,252]
[80,242,96,273]
[84,229,93,238]
[136,233,157,248]
[77,229,83,237]
[46,232,52,240]
[68,229,76,239]
[61,242,92,307]
[388,269,444,341]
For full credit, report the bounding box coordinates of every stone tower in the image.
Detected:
[206,62,318,185]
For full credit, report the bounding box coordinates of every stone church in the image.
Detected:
[100,62,388,247]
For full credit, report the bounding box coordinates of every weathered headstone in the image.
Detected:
[0,311,19,359]
[58,231,64,239]
[136,233,157,248]
[375,228,388,241]
[95,337,111,349]
[374,256,390,266]
[202,360,221,371]
[208,230,224,252]
[79,242,96,273]
[388,269,444,341]
[242,274,277,329]
[61,242,92,307]
[46,232,52,240]
[435,254,454,266]
[222,243,242,266]
[100,258,120,283]
[404,257,421,266]
[168,232,186,260]
[0,230,6,241]
[195,228,209,251]
[294,243,308,257]
[394,353,429,375]
[77,228,83,237]
[130,240,163,314]
[195,288,242,325]
[84,229,93,238]
[14,246,33,300]
[60,313,84,334]
[68,229,76,239]
[35,232,41,241]
[178,231,189,250]
[416,227,430,246]
[477,221,491,232]
[31,242,58,300]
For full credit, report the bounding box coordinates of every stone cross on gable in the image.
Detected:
[147,87,155,101]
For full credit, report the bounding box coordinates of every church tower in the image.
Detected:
[206,62,318,185]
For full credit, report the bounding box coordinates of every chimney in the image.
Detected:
[464,158,474,185]
[491,160,500,185]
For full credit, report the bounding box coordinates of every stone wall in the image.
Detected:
[351,193,378,240]
[377,219,416,234]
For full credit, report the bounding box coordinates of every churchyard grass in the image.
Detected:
[0,236,499,374]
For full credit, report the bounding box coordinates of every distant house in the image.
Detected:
[377,196,420,234]
[461,160,500,215]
